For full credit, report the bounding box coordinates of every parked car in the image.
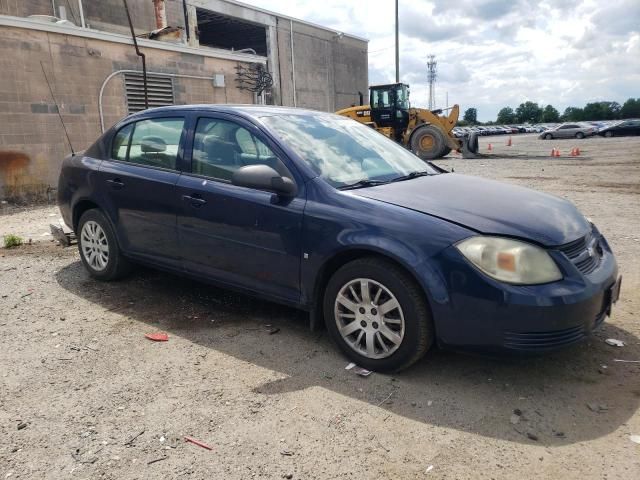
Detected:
[58,105,621,372]
[540,123,596,139]
[597,119,640,137]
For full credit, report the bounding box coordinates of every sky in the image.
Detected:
[238,0,639,121]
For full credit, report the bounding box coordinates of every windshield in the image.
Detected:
[260,113,436,188]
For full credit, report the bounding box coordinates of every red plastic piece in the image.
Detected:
[144,332,169,342]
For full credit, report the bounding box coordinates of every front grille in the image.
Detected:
[557,230,601,275]
[504,325,585,351]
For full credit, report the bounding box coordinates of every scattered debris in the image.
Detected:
[630,435,640,444]
[605,338,625,347]
[147,456,168,465]
[20,292,33,298]
[124,429,145,446]
[377,392,394,407]
[427,400,433,407]
[426,465,434,473]
[510,414,521,425]
[587,403,609,413]
[354,366,372,377]
[145,332,169,342]
[613,359,640,363]
[283,474,293,479]
[280,450,294,456]
[345,362,373,376]
[268,327,280,335]
[16,422,27,430]
[184,436,213,450]
[71,448,98,464]
[526,432,539,441]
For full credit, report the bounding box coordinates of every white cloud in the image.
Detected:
[238,0,640,121]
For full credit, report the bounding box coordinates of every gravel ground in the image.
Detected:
[1,133,639,479]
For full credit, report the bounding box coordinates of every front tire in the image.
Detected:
[323,257,434,372]
[410,125,446,160]
[544,133,553,140]
[604,131,613,138]
[77,209,131,281]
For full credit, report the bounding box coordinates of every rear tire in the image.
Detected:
[77,209,131,281]
[323,257,434,372]
[410,125,446,160]
[575,132,585,139]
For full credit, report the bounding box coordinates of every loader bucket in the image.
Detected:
[461,133,479,158]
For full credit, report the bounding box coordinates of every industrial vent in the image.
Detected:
[123,73,174,113]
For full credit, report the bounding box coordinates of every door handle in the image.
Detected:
[182,194,207,207]
[106,178,124,189]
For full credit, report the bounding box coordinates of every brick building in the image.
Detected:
[0,0,368,200]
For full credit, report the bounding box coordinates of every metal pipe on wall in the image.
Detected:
[153,0,167,30]
[98,70,224,132]
[77,0,86,28]
[290,19,296,107]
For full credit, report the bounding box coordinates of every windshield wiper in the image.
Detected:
[389,170,433,183]
[338,179,389,190]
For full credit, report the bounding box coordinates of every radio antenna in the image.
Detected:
[40,61,75,156]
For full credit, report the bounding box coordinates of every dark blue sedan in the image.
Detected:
[58,105,621,371]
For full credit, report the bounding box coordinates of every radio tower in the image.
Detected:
[427,55,437,110]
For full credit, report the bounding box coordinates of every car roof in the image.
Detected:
[127,104,327,121]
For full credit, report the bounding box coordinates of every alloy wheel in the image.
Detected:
[334,278,405,359]
[80,220,109,272]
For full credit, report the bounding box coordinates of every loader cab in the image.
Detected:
[369,83,410,137]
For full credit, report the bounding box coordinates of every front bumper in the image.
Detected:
[429,232,620,353]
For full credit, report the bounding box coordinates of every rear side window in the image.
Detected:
[128,118,184,169]
[110,118,185,169]
[111,124,133,161]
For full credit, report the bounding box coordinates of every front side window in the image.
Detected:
[191,118,290,182]
[261,113,437,188]
[126,118,184,169]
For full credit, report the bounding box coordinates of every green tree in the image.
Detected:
[463,107,477,124]
[541,104,560,122]
[562,107,585,122]
[620,98,640,118]
[496,107,516,124]
[515,101,542,123]
[583,101,620,120]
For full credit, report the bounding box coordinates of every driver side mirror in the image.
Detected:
[232,165,297,197]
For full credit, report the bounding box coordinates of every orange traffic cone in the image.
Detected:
[554,148,561,157]
[506,136,512,146]
[551,148,556,157]
[575,147,581,156]
[570,147,576,157]
[488,143,493,151]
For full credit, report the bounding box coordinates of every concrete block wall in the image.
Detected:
[0,24,253,201]
[0,0,186,34]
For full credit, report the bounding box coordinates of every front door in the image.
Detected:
[97,116,185,268]
[176,115,305,303]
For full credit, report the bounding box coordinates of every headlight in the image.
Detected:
[456,236,562,285]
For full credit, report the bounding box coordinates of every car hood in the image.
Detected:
[352,173,590,246]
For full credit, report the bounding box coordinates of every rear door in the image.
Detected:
[97,116,185,268]
[176,114,305,303]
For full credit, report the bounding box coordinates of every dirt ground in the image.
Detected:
[1,133,639,479]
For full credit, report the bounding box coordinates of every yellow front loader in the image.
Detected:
[336,83,478,160]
